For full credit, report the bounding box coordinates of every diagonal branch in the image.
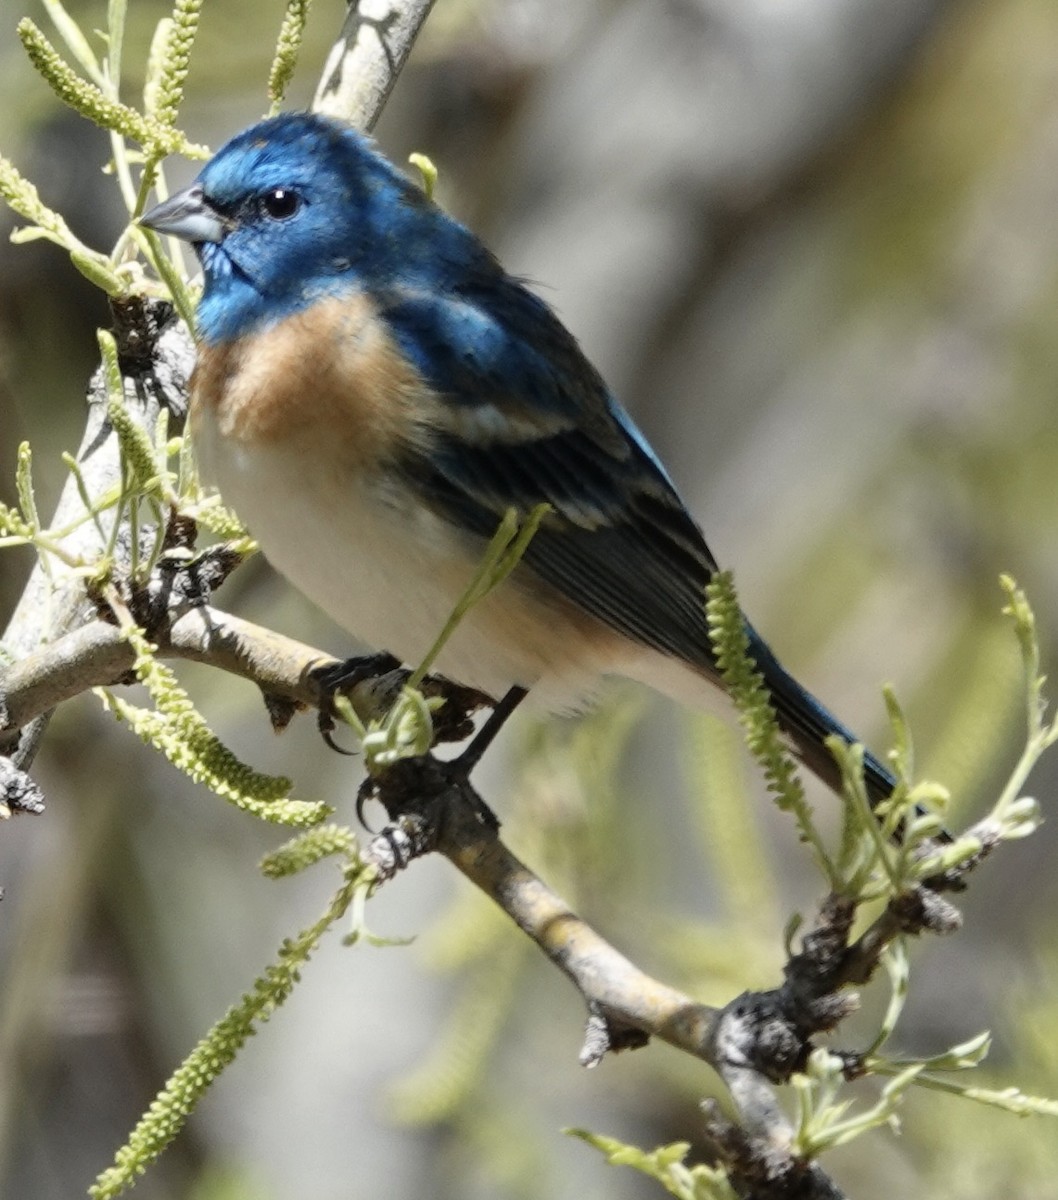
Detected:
[357,755,875,1198]
[313,0,438,129]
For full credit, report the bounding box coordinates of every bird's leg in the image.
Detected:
[457,684,528,773]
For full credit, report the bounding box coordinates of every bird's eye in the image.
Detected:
[260,187,301,220]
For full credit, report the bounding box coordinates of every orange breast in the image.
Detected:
[191,292,437,469]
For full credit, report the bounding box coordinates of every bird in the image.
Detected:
[140,111,895,804]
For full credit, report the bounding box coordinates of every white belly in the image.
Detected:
[193,406,648,709]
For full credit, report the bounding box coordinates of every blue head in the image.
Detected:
[141,113,486,344]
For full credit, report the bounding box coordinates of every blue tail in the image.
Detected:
[745,628,894,806]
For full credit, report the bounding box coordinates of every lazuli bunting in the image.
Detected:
[141,112,893,803]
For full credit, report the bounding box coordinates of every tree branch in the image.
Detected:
[355,755,895,1199]
[0,597,489,747]
[312,0,438,130]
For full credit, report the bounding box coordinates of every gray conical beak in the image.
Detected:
[140,183,228,244]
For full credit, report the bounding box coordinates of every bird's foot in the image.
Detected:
[355,685,528,837]
[313,651,402,753]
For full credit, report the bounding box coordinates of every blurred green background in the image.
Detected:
[3,0,1058,1197]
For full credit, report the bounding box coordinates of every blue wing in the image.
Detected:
[379,274,722,670]
[377,272,895,803]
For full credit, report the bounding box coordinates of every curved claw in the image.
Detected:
[317,712,360,756]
